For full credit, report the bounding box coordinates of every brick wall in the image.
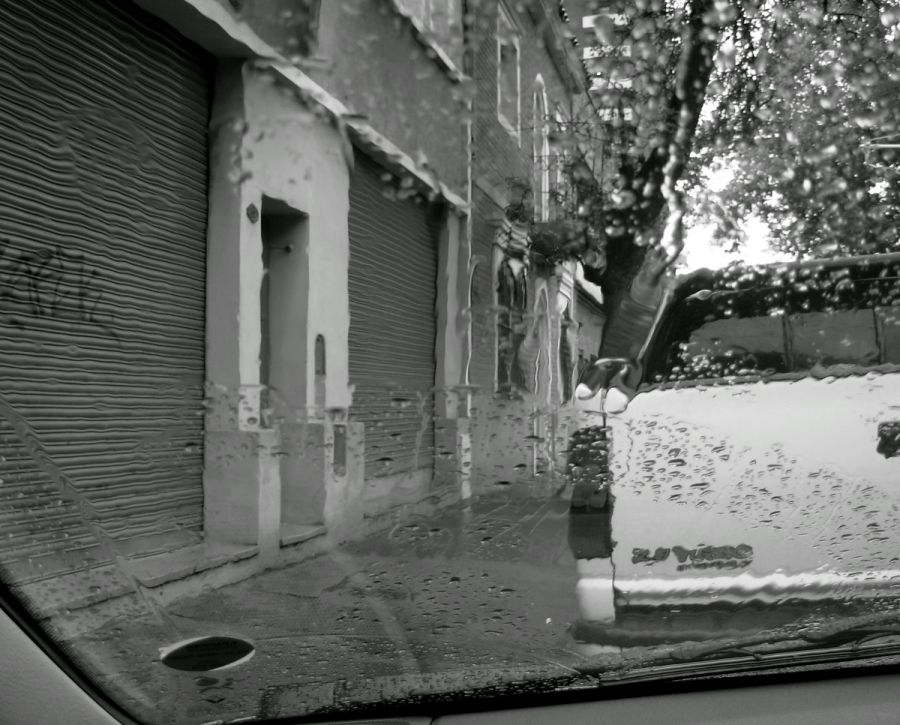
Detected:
[468,0,578,397]
[310,0,467,194]
[466,2,585,487]
[229,0,320,57]
[229,0,468,194]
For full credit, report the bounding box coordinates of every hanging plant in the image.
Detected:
[529,219,590,269]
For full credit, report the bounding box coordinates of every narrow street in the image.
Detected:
[73,490,589,723]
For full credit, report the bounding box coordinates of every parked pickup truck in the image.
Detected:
[567,253,900,648]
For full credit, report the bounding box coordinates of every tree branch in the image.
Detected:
[591,0,720,318]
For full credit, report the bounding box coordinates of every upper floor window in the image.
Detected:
[532,79,550,222]
[497,4,520,140]
[551,109,567,220]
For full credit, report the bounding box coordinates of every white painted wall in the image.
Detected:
[209,71,344,428]
[243,67,351,413]
[204,61,355,549]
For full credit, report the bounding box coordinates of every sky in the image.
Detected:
[679,165,791,272]
[681,215,790,271]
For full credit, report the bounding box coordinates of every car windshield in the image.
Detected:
[2,0,900,722]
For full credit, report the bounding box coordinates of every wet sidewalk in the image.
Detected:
[52,487,900,723]
[66,490,587,723]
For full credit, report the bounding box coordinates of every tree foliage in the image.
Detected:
[687,0,900,259]
[554,0,900,318]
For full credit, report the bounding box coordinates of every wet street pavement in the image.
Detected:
[56,486,900,724]
[71,490,589,723]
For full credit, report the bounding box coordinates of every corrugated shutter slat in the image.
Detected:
[0,0,211,581]
[348,155,438,478]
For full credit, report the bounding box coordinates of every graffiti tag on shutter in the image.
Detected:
[0,244,117,340]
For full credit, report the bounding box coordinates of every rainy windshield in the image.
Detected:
[2,0,900,722]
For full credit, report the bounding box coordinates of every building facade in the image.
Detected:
[465,0,607,491]
[201,0,471,559]
[0,0,611,614]
[0,0,471,613]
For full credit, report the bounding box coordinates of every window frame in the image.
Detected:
[532,77,550,223]
[496,3,521,142]
[552,109,567,220]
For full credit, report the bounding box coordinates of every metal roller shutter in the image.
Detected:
[348,154,439,478]
[0,0,211,581]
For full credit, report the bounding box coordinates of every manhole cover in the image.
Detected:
[160,635,255,672]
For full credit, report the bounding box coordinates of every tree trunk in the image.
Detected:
[585,0,719,325]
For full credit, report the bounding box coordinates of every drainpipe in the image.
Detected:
[460,2,475,500]
[464,118,474,420]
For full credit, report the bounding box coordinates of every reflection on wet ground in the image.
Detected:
[69,490,582,722]
[573,600,887,648]
[62,489,900,723]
